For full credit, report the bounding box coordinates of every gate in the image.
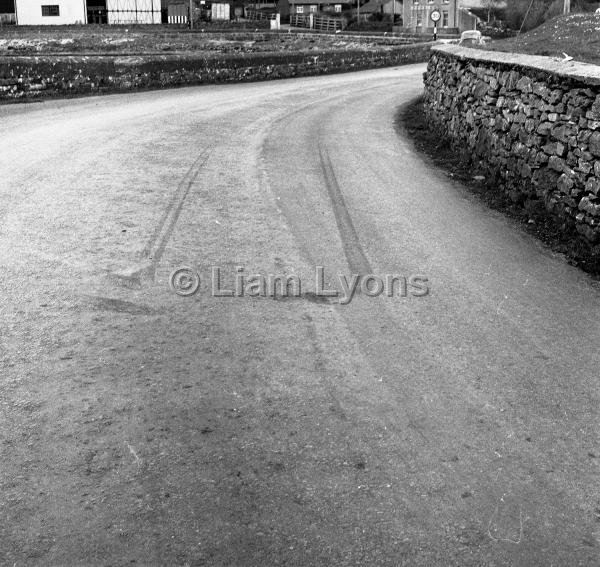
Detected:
[106,0,161,24]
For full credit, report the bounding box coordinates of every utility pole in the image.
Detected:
[357,0,360,22]
[563,0,570,14]
[190,0,194,28]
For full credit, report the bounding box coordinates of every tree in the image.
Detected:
[505,0,552,31]
[480,0,504,23]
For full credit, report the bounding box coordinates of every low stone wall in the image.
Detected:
[0,42,433,102]
[424,44,600,244]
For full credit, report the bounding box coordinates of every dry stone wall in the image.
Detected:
[424,44,600,244]
[0,43,432,102]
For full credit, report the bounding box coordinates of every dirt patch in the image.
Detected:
[397,96,600,277]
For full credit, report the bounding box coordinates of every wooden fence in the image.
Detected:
[245,8,277,20]
[290,13,344,31]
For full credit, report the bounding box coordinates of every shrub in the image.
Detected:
[346,19,394,31]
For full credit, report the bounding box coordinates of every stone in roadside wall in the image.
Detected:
[423,44,600,244]
[0,43,433,102]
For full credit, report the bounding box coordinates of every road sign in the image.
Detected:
[430,9,441,23]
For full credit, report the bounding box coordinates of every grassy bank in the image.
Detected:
[484,13,600,66]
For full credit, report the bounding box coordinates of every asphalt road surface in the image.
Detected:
[1,65,600,566]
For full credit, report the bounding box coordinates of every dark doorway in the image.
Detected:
[0,0,15,13]
[87,0,108,23]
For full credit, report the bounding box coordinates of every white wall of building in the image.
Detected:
[106,0,161,24]
[211,3,231,20]
[377,0,402,16]
[15,0,86,25]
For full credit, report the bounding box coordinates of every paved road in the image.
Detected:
[1,65,599,566]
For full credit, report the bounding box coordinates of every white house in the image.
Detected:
[15,0,87,24]
[14,0,161,25]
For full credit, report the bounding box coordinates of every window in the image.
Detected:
[442,9,448,26]
[334,3,342,11]
[309,4,317,11]
[416,12,422,26]
[296,5,304,12]
[41,5,60,16]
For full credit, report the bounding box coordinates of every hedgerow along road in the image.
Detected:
[1,64,599,565]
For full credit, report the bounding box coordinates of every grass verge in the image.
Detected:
[484,13,600,66]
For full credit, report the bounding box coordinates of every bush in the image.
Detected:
[346,19,394,31]
[477,21,514,38]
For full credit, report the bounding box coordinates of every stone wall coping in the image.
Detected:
[432,44,600,86]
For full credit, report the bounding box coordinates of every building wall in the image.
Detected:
[402,0,456,30]
[381,0,402,15]
[289,1,347,13]
[457,7,478,30]
[15,0,86,24]
[106,0,161,24]
[211,2,231,19]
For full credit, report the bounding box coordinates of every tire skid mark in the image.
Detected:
[109,147,211,288]
[318,144,373,276]
[141,147,211,263]
[256,80,408,276]
[255,77,593,555]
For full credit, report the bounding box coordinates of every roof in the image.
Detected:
[360,0,383,11]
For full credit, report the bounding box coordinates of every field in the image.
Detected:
[0,26,414,56]
[484,13,600,66]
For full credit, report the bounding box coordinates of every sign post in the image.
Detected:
[430,9,441,41]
